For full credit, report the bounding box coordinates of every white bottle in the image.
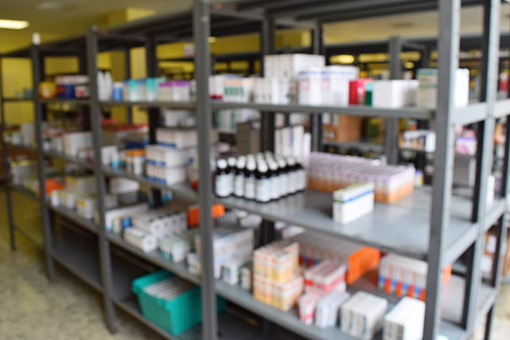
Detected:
[244,158,257,200]
[277,158,290,197]
[215,159,231,198]
[255,161,271,203]
[286,157,299,194]
[234,156,246,198]
[268,160,281,201]
[227,157,237,195]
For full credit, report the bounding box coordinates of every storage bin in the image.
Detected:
[132,271,226,335]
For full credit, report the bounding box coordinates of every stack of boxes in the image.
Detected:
[341,291,388,339]
[290,231,380,284]
[192,225,254,279]
[123,208,188,253]
[383,297,425,340]
[378,254,429,301]
[306,153,415,204]
[252,240,303,311]
[333,182,375,224]
[63,131,93,158]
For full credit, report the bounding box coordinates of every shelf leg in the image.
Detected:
[87,26,117,334]
[424,1,461,340]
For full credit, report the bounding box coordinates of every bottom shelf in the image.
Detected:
[52,236,102,293]
[15,223,44,249]
[114,296,262,340]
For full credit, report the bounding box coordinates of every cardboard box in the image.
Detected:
[322,115,364,143]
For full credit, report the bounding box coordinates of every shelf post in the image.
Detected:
[145,36,163,208]
[0,56,16,252]
[260,18,275,152]
[31,43,56,280]
[125,48,132,124]
[423,1,461,339]
[310,25,324,153]
[193,1,218,339]
[385,36,402,165]
[86,26,117,334]
[466,0,501,335]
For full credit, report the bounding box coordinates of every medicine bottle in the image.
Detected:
[277,158,290,197]
[234,156,247,198]
[268,160,280,201]
[285,157,298,195]
[295,159,307,192]
[215,159,231,198]
[227,157,237,195]
[244,158,257,200]
[255,161,271,203]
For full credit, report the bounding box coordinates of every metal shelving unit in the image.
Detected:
[2,1,510,340]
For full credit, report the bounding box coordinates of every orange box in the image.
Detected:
[187,204,225,227]
[346,246,381,284]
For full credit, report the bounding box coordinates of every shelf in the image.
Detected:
[107,232,200,285]
[43,150,95,170]
[9,184,39,202]
[2,98,33,102]
[52,237,102,292]
[323,140,384,153]
[494,99,510,119]
[211,101,434,120]
[100,100,195,109]
[216,271,467,340]
[39,98,90,105]
[484,198,508,233]
[114,296,262,340]
[102,167,198,202]
[452,102,488,125]
[4,142,37,152]
[216,187,477,265]
[49,205,98,233]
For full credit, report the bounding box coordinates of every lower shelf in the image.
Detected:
[114,296,262,340]
[53,237,102,293]
[15,223,44,249]
[49,205,98,233]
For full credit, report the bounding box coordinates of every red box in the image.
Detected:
[349,78,373,105]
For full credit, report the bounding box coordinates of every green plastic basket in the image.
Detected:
[132,270,226,335]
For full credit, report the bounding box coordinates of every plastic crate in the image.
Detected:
[132,271,226,335]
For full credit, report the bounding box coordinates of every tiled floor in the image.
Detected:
[1,187,510,340]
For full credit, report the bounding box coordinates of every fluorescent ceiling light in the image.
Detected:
[0,20,29,30]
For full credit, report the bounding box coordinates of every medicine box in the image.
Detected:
[416,68,469,108]
[290,231,380,284]
[333,182,375,224]
[298,292,322,325]
[145,145,192,168]
[341,291,388,340]
[124,227,158,253]
[253,240,299,283]
[65,175,96,194]
[372,80,418,108]
[146,164,187,185]
[156,128,198,149]
[160,236,190,263]
[321,66,359,106]
[63,131,92,158]
[100,203,149,231]
[76,193,117,219]
[378,254,428,301]
[383,297,425,340]
[315,290,350,329]
[304,260,346,294]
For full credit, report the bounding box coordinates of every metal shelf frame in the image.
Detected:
[1,1,509,340]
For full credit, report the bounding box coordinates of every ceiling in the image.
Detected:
[0,0,509,53]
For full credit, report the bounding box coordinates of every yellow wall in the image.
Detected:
[1,58,34,124]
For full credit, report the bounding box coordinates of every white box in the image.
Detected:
[321,66,359,106]
[146,164,187,185]
[372,80,418,109]
[299,68,322,105]
[383,297,425,340]
[145,145,191,168]
[416,68,470,108]
[63,131,92,158]
[99,203,149,231]
[124,227,158,253]
[333,183,375,224]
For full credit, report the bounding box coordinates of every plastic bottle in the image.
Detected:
[268,160,280,201]
[215,159,231,198]
[234,156,247,198]
[286,157,298,194]
[277,158,290,197]
[244,158,257,200]
[255,161,271,203]
[227,157,237,195]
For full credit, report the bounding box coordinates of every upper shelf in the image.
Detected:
[100,100,196,109]
[39,98,90,105]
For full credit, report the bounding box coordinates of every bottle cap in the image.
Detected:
[268,161,278,171]
[278,158,287,168]
[236,157,246,168]
[257,161,268,173]
[217,159,227,169]
[286,157,296,166]
[246,159,256,171]
[227,157,237,167]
